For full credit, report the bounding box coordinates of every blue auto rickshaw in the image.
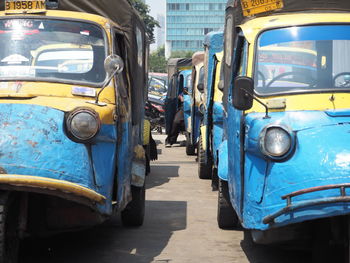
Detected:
[0,0,154,261]
[197,31,224,181]
[180,69,194,153]
[165,58,192,147]
[186,51,205,156]
[218,0,350,259]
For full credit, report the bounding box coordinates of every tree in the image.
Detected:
[149,46,167,73]
[129,0,159,43]
[170,50,195,59]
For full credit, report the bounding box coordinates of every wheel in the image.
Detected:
[211,167,219,191]
[185,132,195,156]
[0,192,20,263]
[217,179,239,229]
[121,184,145,227]
[345,216,350,263]
[198,133,212,179]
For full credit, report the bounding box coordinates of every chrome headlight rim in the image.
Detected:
[259,125,295,161]
[65,108,101,143]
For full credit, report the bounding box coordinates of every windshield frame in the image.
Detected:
[253,22,350,97]
[0,15,109,88]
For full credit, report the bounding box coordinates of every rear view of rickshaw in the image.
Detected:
[0,0,152,261]
[165,58,192,148]
[188,51,205,156]
[197,31,223,181]
[218,0,350,260]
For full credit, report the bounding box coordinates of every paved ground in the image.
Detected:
[19,134,311,263]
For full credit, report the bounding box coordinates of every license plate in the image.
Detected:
[5,0,46,14]
[241,0,284,17]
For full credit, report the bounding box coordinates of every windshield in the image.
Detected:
[148,77,167,95]
[0,19,106,85]
[255,25,350,95]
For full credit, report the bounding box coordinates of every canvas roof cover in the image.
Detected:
[167,58,192,83]
[192,52,205,67]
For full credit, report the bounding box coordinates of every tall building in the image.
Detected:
[165,0,226,57]
[156,14,166,49]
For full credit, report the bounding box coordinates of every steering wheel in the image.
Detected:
[266,71,316,89]
[333,72,350,87]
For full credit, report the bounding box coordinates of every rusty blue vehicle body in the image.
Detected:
[165,58,192,147]
[181,69,193,144]
[0,0,154,261]
[187,52,205,155]
[217,0,350,257]
[197,31,224,181]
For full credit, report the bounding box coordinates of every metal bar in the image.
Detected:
[263,196,350,224]
[282,184,350,200]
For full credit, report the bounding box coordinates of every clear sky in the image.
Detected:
[146,0,166,18]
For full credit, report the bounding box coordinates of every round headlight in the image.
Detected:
[66,109,100,142]
[260,126,293,159]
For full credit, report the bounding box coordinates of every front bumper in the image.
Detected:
[0,174,106,209]
[263,183,350,224]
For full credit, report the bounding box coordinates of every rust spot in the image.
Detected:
[26,140,38,148]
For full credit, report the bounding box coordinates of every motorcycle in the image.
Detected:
[145,97,165,134]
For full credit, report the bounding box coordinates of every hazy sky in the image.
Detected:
[146,0,166,50]
[146,0,166,18]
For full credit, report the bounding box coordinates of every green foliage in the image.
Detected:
[149,46,167,73]
[129,0,159,43]
[170,50,195,59]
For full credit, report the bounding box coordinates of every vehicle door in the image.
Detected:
[226,29,248,216]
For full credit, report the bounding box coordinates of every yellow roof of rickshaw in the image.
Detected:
[240,12,350,43]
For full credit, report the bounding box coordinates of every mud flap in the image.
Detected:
[131,145,146,187]
[200,125,207,151]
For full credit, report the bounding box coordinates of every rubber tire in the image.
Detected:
[121,184,145,227]
[0,192,20,263]
[217,179,239,229]
[185,133,195,156]
[198,133,212,179]
[211,167,219,191]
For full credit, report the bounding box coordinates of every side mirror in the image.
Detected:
[197,83,204,93]
[104,55,124,77]
[93,55,125,105]
[232,76,254,111]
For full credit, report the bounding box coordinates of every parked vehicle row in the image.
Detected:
[0,0,157,261]
[165,0,350,260]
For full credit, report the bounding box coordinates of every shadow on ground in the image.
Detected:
[20,200,187,263]
[146,165,179,189]
[240,230,312,263]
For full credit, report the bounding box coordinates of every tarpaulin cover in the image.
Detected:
[167,58,192,82]
[192,52,205,67]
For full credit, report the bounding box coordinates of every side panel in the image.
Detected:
[227,105,244,217]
